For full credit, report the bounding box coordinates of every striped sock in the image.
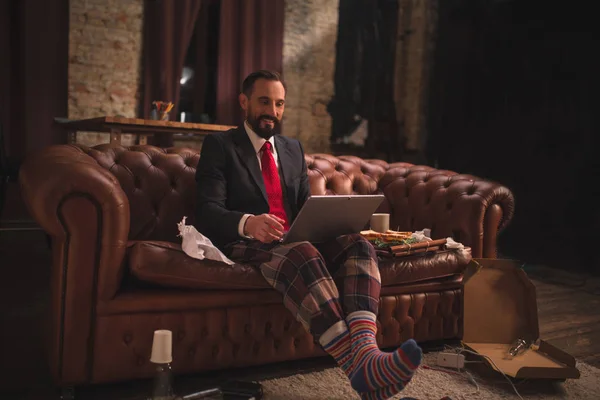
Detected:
[347,311,422,393]
[319,320,354,376]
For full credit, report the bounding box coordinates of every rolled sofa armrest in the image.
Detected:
[19,144,130,300]
[379,165,515,258]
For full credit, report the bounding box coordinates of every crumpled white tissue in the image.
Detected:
[177,217,235,265]
[410,228,432,242]
[445,237,465,250]
[410,228,466,251]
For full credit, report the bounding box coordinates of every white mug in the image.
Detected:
[370,213,390,233]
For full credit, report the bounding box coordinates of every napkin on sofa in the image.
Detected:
[177,217,235,265]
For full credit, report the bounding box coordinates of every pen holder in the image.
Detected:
[151,101,174,121]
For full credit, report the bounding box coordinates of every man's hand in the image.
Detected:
[244,214,286,243]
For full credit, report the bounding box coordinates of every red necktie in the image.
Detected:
[260,141,290,230]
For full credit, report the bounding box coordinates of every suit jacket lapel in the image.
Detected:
[232,127,268,204]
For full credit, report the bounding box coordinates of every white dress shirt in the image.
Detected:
[237,121,279,237]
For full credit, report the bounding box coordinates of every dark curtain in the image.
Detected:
[178,0,219,123]
[329,0,399,160]
[215,0,285,126]
[190,5,211,119]
[0,0,68,160]
[0,0,68,221]
[426,0,599,273]
[0,0,10,150]
[0,0,8,218]
[142,0,203,146]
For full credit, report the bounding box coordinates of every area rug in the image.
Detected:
[259,353,600,399]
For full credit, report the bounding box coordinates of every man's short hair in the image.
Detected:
[241,70,287,98]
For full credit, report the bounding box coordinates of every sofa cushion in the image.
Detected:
[128,241,272,290]
[128,241,471,290]
[377,247,472,286]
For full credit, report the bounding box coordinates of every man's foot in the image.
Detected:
[319,316,421,398]
[348,311,422,393]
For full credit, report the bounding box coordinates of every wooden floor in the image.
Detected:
[528,264,600,367]
[1,227,599,399]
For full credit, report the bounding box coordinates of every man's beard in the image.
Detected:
[247,114,281,139]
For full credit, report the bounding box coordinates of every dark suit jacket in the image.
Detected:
[195,127,311,250]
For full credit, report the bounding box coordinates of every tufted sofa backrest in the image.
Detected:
[80,144,494,244]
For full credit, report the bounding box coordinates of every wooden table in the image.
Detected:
[54,116,235,145]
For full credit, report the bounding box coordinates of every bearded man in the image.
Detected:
[195,70,422,400]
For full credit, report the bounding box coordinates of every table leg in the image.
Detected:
[109,128,122,144]
[67,130,77,144]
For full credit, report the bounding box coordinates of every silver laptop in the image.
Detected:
[281,194,385,244]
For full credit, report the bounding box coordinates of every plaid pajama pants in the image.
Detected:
[223,234,381,339]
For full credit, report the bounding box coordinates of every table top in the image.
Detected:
[54,116,235,135]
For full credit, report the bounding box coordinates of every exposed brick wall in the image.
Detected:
[282,0,339,154]
[68,0,143,146]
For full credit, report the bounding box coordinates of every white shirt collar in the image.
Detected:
[244,120,276,155]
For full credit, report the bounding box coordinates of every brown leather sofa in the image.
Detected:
[19,143,514,388]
